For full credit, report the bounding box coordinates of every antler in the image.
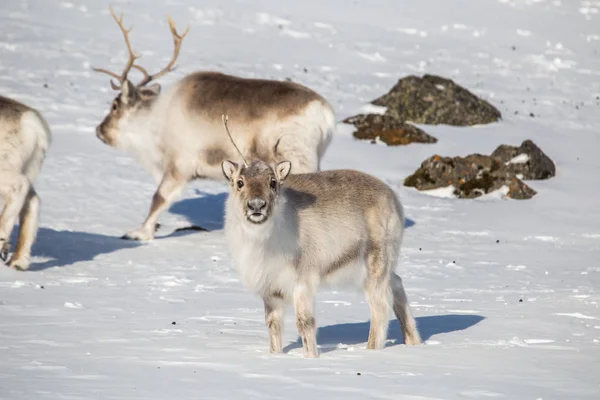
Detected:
[222,115,249,168]
[134,16,190,88]
[93,6,140,90]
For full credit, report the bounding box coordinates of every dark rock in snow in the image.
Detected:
[491,140,556,180]
[343,113,437,146]
[404,140,554,200]
[344,74,501,146]
[371,74,501,126]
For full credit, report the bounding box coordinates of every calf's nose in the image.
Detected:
[247,198,266,212]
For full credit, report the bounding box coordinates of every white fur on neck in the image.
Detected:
[117,105,164,182]
[225,194,298,298]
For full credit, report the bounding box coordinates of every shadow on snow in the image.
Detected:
[13,227,142,271]
[283,314,485,354]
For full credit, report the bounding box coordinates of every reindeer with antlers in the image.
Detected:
[94,8,335,240]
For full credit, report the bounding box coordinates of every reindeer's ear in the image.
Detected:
[275,161,292,182]
[120,80,139,104]
[222,160,238,181]
[140,83,161,97]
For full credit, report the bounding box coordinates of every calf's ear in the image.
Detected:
[221,160,238,181]
[275,161,292,182]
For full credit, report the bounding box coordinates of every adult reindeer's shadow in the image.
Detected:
[168,190,227,232]
[283,314,485,354]
[15,227,142,271]
[168,190,416,232]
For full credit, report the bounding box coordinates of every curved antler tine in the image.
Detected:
[92,67,123,90]
[110,80,121,90]
[166,16,190,39]
[134,15,189,87]
[222,114,249,168]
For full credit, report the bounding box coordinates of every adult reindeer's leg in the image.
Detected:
[293,280,318,358]
[391,272,421,345]
[264,294,285,354]
[8,187,40,270]
[123,169,186,241]
[0,175,30,264]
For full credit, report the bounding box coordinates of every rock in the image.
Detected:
[491,140,555,180]
[343,113,437,146]
[372,74,501,126]
[344,74,501,146]
[404,139,554,200]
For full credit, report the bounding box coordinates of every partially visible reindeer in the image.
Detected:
[221,125,421,358]
[93,8,335,241]
[0,95,52,270]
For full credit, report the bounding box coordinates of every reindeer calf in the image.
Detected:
[222,159,421,358]
[0,95,52,270]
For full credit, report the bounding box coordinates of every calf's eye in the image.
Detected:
[237,180,244,189]
[270,179,277,189]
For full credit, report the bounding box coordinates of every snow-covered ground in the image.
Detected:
[1,0,599,398]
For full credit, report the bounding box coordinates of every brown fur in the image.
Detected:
[181,72,327,120]
[0,96,31,121]
[205,148,228,166]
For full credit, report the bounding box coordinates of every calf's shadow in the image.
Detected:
[283,314,485,354]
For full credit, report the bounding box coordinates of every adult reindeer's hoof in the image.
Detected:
[121,227,154,241]
[8,257,30,271]
[0,240,9,262]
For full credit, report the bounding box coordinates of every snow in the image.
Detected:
[508,153,530,164]
[1,0,599,399]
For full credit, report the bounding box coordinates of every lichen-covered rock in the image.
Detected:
[372,74,502,126]
[344,74,501,146]
[404,140,554,200]
[491,140,555,180]
[343,113,437,146]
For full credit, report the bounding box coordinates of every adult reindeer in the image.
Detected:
[0,96,52,270]
[93,8,335,240]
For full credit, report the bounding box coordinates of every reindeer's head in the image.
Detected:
[222,160,292,225]
[93,7,188,148]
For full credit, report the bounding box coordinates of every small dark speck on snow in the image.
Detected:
[171,321,176,325]
[519,299,523,303]
[496,240,500,243]
[357,372,362,376]
[43,83,48,88]
[511,45,516,50]
[419,248,422,251]
[529,112,535,117]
